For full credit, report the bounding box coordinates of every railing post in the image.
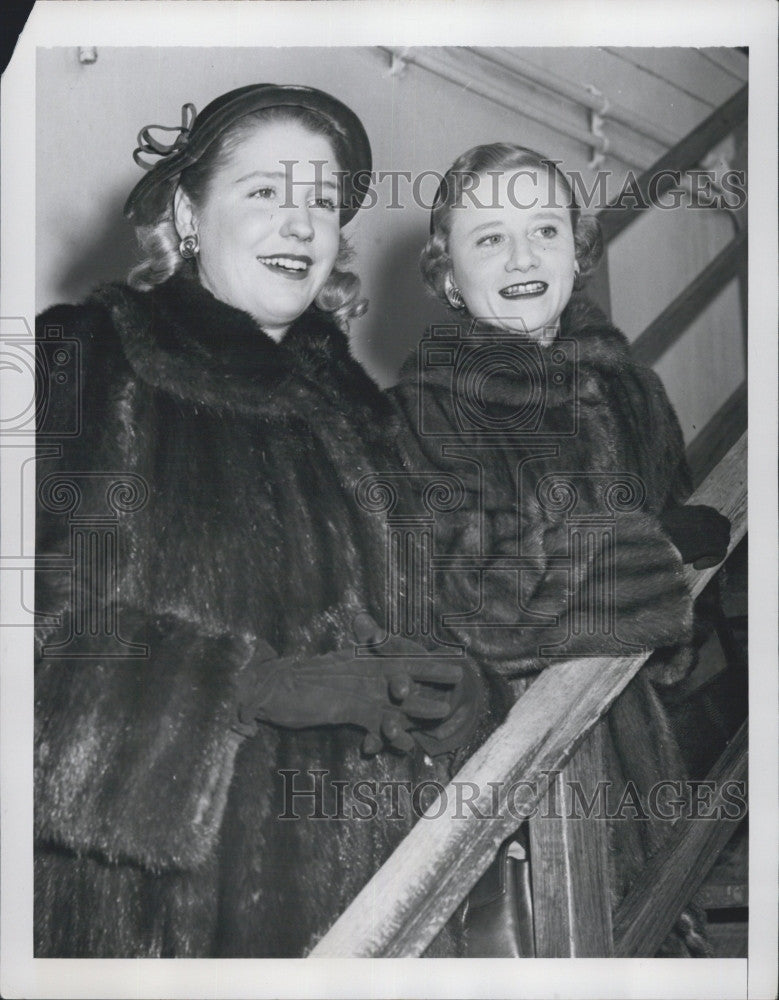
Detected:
[529,720,614,956]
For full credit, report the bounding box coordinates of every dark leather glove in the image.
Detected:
[660,504,731,570]
[352,613,488,757]
[234,620,465,754]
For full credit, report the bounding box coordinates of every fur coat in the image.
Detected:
[389,294,697,930]
[389,293,694,670]
[34,272,465,958]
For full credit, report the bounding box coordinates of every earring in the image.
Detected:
[445,278,465,310]
[179,234,199,259]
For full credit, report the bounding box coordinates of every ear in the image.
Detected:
[173,186,197,240]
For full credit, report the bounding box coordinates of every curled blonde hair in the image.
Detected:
[128,107,368,331]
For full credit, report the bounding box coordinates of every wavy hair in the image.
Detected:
[128,106,367,331]
[420,144,603,313]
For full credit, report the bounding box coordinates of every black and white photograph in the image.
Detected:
[1,2,776,998]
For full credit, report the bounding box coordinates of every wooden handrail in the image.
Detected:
[687,380,747,489]
[597,85,748,245]
[588,81,748,490]
[612,720,748,957]
[631,228,748,367]
[311,433,746,957]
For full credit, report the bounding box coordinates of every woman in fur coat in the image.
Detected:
[389,143,731,955]
[33,84,475,958]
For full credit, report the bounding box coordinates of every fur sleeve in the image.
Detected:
[607,359,692,508]
[389,359,693,679]
[35,611,254,871]
[562,293,692,506]
[437,511,693,677]
[35,300,131,637]
[35,300,254,871]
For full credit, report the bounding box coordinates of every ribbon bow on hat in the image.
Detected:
[133,103,197,171]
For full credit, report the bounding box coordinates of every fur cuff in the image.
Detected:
[35,610,253,871]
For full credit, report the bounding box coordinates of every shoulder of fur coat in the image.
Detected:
[391,290,690,504]
[395,292,632,385]
[40,271,392,432]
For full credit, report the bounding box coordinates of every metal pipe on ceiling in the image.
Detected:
[470,48,680,149]
[381,47,654,170]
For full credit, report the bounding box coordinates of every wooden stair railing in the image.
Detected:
[591,83,748,486]
[595,85,747,247]
[612,720,748,957]
[310,433,746,957]
[629,227,747,369]
[526,719,614,955]
[686,380,748,490]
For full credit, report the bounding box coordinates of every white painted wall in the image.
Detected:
[36,46,746,441]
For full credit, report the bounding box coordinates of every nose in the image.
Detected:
[506,235,539,272]
[280,203,315,242]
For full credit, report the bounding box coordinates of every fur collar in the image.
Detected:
[395,291,634,397]
[93,272,378,419]
[558,292,631,365]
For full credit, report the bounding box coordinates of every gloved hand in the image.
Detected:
[234,616,466,754]
[660,504,731,570]
[352,613,488,757]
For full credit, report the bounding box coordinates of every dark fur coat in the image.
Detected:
[389,294,697,928]
[34,273,463,957]
[389,293,694,669]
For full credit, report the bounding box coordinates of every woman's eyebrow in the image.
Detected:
[531,207,569,218]
[465,219,504,235]
[234,170,339,190]
[234,169,288,184]
[463,204,569,232]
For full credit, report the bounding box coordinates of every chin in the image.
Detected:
[257,297,310,324]
[493,319,559,344]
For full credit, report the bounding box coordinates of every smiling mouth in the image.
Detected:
[257,255,313,279]
[499,281,548,299]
